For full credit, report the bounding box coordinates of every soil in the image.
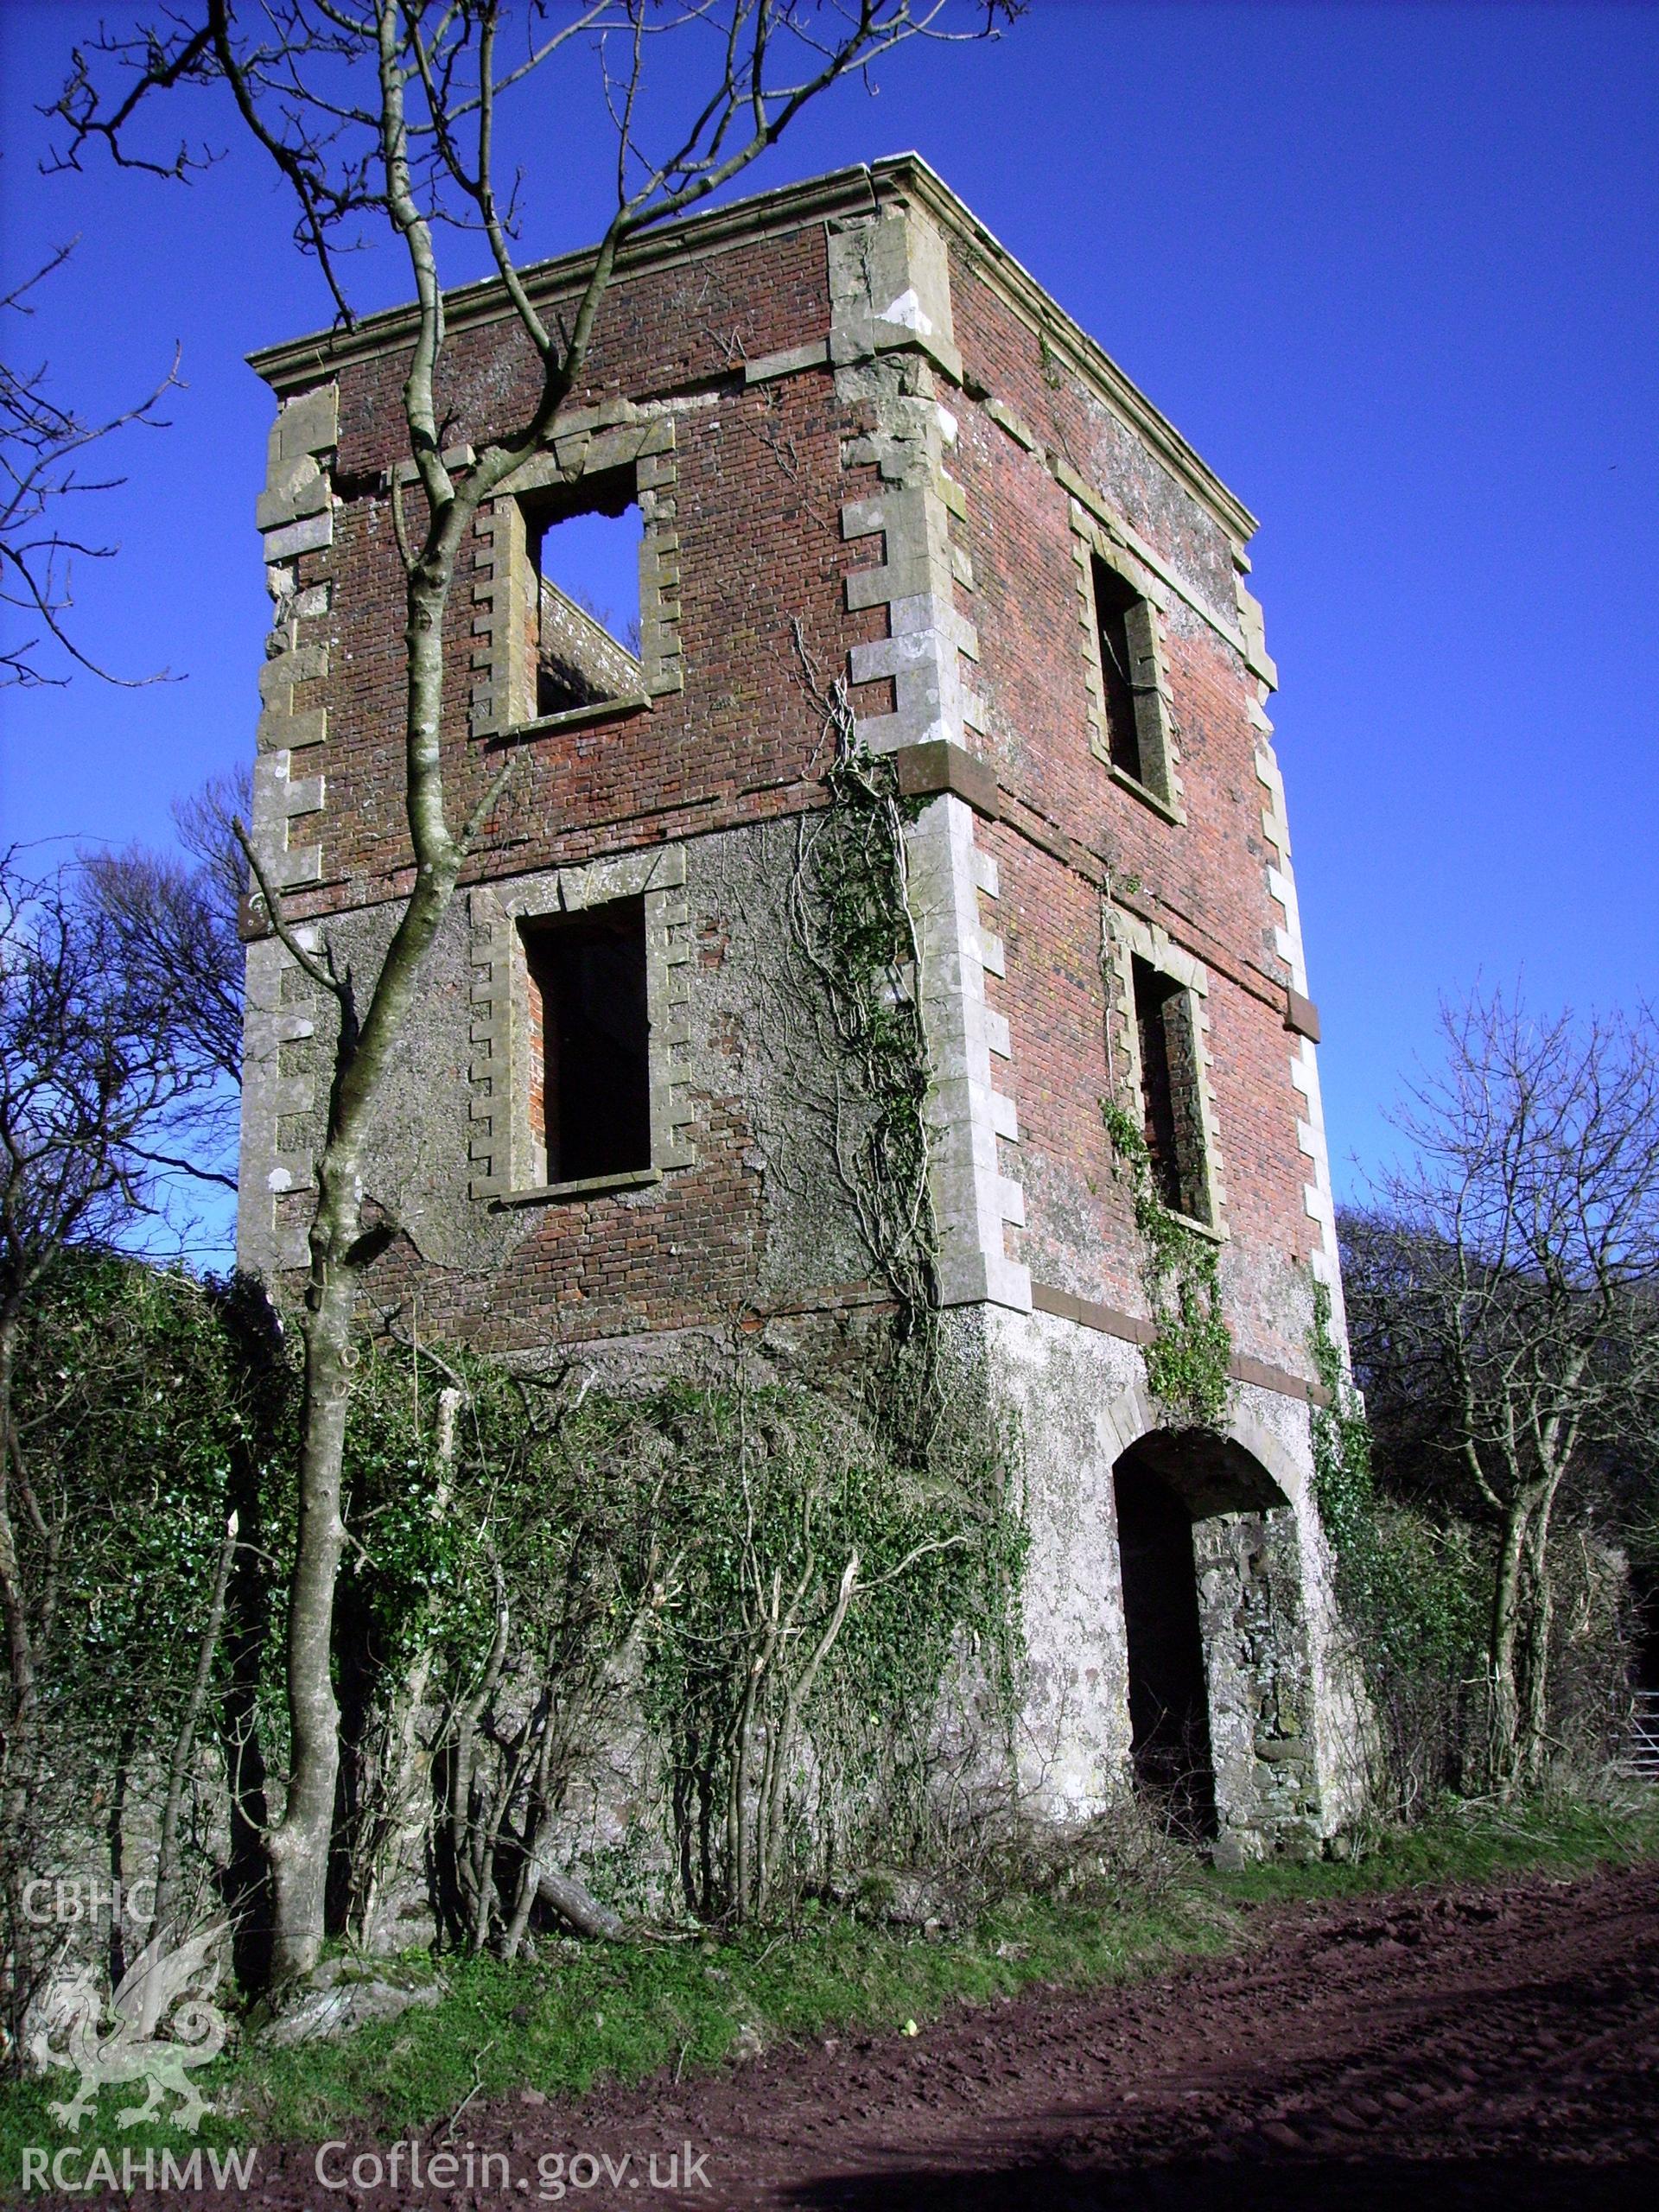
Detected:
[180,1859,1659,2208]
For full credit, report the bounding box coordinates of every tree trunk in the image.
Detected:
[356,1386,458,1950]
[533,1861,624,1941]
[219,1327,276,1995]
[266,1243,357,1981]
[758,1554,858,1916]
[1487,1465,1571,1799]
[1516,1483,1561,1790]
[260,549,464,1982]
[1486,1491,1532,1796]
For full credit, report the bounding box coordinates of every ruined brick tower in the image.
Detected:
[239,156,1363,1863]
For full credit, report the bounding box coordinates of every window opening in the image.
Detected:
[521,898,651,1184]
[527,476,644,719]
[1092,553,1143,782]
[1133,956,1210,1224]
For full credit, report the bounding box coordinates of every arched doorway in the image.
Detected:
[1111,1427,1299,1848]
[1113,1447,1217,1838]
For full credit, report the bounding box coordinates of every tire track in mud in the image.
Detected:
[569,1859,1659,2208]
[108,1857,1659,2212]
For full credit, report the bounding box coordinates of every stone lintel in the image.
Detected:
[743,338,830,385]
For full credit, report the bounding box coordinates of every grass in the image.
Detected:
[5,1788,1656,2190]
[1211,1787,1659,1906]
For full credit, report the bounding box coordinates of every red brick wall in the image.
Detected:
[283,220,879,918]
[294,1095,766,1357]
[947,251,1325,1368]
[259,199,1325,1376]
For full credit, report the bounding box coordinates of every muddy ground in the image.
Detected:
[224,1859,1659,2209]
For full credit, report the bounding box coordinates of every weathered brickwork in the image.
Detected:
[236,157,1362,1859]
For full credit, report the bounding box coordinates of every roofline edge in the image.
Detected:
[247,151,1256,544]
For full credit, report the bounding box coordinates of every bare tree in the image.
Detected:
[0,849,215,1395]
[1351,992,1659,1793]
[83,767,251,1191]
[86,767,249,1091]
[53,0,1015,1983]
[1,243,177,689]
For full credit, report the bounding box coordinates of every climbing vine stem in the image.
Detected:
[788,621,941,1455]
[1102,1098,1232,1428]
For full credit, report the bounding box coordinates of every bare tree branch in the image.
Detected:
[1345,988,1659,1791]
[1,247,181,688]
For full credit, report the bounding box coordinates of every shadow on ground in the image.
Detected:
[785,2156,1659,2210]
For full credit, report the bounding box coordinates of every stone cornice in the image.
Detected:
[245,161,884,388]
[246,153,1256,549]
[885,156,1257,546]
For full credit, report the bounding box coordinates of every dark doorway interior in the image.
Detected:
[1114,1448,1217,1839]
[521,897,651,1184]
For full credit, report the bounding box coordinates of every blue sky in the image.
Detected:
[2,0,1655,1219]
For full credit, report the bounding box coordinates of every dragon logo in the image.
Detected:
[30,1919,229,2135]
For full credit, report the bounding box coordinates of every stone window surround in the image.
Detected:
[469,407,682,744]
[467,846,693,1205]
[1072,512,1185,825]
[1104,901,1226,1241]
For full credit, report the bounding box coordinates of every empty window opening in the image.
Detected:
[527,477,644,719]
[521,898,650,1185]
[1133,957,1211,1224]
[1092,554,1143,782]
[1114,1450,1217,1841]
